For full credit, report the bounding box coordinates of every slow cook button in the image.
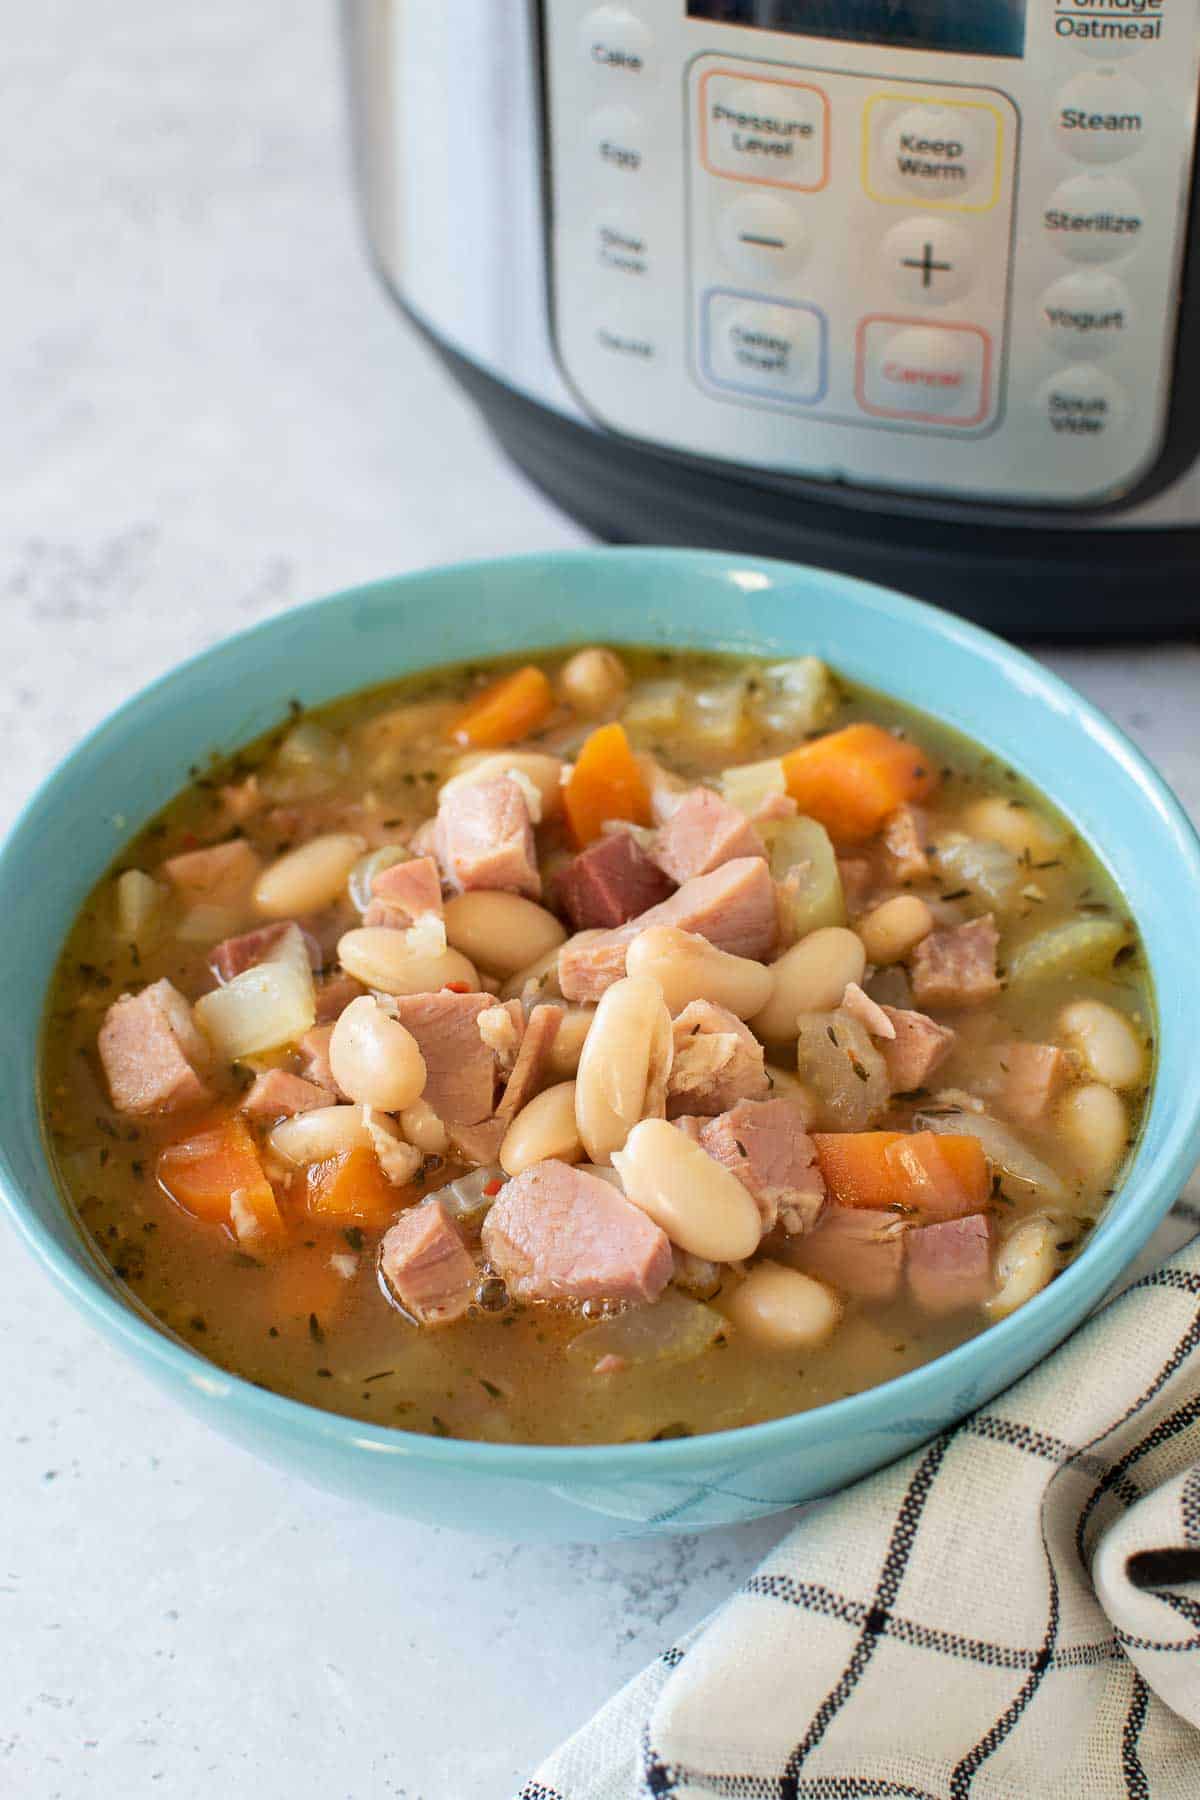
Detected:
[1038,365,1129,439]
[580,6,653,78]
[858,319,990,423]
[1038,270,1133,357]
[717,191,809,280]
[589,104,646,177]
[1042,172,1145,263]
[704,293,827,402]
[1054,69,1148,164]
[594,213,650,276]
[699,72,829,191]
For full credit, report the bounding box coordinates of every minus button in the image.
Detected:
[718,194,808,279]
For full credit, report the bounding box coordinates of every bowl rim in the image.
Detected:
[5,545,1200,1475]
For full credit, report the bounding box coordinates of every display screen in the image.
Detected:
[688,2,1026,60]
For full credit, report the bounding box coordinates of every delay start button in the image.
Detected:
[703,292,827,403]
[857,318,991,424]
[1038,270,1133,357]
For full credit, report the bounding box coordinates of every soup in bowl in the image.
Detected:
[6,552,1200,1539]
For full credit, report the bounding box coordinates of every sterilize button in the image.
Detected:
[1042,172,1144,264]
[881,216,972,305]
[1038,270,1133,357]
[589,104,646,178]
[858,319,990,423]
[1054,69,1148,165]
[1037,365,1129,439]
[580,6,653,78]
[704,292,826,403]
[718,192,809,280]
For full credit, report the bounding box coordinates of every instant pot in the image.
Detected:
[343,1,1200,635]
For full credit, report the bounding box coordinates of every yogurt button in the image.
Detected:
[1054,70,1148,165]
[1037,365,1129,439]
[580,6,653,77]
[717,192,809,280]
[1042,173,1145,264]
[1038,270,1133,357]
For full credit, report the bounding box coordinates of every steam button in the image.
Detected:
[1054,69,1148,164]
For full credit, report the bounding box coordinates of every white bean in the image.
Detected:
[443,891,566,978]
[1057,1082,1129,1185]
[612,1118,762,1260]
[986,1214,1064,1319]
[399,1098,447,1155]
[254,832,366,918]
[723,1262,842,1348]
[545,1006,594,1079]
[500,1082,583,1177]
[625,925,773,1020]
[751,927,867,1042]
[1058,1000,1145,1091]
[559,646,628,716]
[439,750,566,820]
[269,1103,400,1167]
[858,895,934,966]
[329,996,426,1111]
[574,975,673,1164]
[337,927,478,996]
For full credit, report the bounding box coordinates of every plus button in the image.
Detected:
[901,240,953,289]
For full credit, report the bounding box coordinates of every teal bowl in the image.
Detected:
[3,550,1199,1542]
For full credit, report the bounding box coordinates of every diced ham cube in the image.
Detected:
[695,1097,824,1235]
[380,1199,477,1326]
[98,979,212,1116]
[667,1000,768,1118]
[392,991,497,1124]
[907,1213,994,1315]
[298,1025,342,1097]
[313,971,366,1024]
[559,858,778,1002]
[650,788,765,886]
[451,1003,564,1163]
[837,857,876,918]
[239,1069,330,1122]
[554,832,674,930]
[434,776,540,899]
[990,1041,1078,1125]
[362,855,443,930]
[880,1006,957,1094]
[481,1160,672,1306]
[911,915,1001,1009]
[160,838,260,902]
[788,1203,906,1301]
[210,920,321,983]
[881,807,930,884]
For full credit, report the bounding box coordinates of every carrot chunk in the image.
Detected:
[781,723,938,843]
[157,1115,284,1243]
[449,665,553,749]
[562,722,652,848]
[813,1130,988,1221]
[305,1146,399,1227]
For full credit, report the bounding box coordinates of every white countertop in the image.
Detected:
[2,8,1197,1798]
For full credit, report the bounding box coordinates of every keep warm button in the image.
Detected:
[857,319,992,426]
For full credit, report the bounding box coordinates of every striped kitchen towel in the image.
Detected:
[520,1186,1200,1799]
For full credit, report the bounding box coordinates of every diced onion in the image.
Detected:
[434,1164,506,1223]
[1006,917,1129,987]
[685,678,748,753]
[174,903,245,945]
[914,1107,1068,1204]
[565,1290,725,1367]
[349,845,410,914]
[621,679,685,735]
[751,658,836,736]
[796,1010,888,1132]
[115,869,164,946]
[771,816,845,937]
[931,834,1021,909]
[720,758,786,818]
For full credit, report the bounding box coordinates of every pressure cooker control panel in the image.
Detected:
[542,2,1200,507]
